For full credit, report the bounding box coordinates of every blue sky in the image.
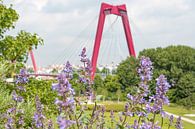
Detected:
[5,0,195,66]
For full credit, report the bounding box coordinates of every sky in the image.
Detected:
[4,0,195,66]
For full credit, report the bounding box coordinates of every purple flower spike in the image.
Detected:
[146,75,171,115]
[175,116,183,129]
[16,68,29,84]
[169,115,174,126]
[57,116,76,129]
[110,110,114,121]
[80,47,87,63]
[138,56,153,82]
[18,116,24,125]
[12,90,23,102]
[127,93,133,101]
[7,107,16,114]
[5,117,13,129]
[85,59,92,76]
[140,121,161,129]
[48,119,54,129]
[63,61,73,78]
[53,73,75,97]
[33,96,45,128]
[131,120,138,129]
[17,86,26,92]
[33,113,45,128]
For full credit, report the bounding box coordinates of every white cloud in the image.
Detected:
[5,0,195,66]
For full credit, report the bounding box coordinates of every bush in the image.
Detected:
[0,78,58,115]
[23,78,58,114]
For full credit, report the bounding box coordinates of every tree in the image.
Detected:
[0,1,19,37]
[96,67,101,73]
[139,45,195,107]
[104,75,121,93]
[93,74,104,91]
[172,72,195,103]
[101,67,110,76]
[0,1,43,77]
[116,56,139,92]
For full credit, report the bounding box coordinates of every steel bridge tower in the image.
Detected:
[91,3,136,80]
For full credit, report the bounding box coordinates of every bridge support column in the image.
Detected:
[91,3,136,80]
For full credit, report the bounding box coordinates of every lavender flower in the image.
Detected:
[17,86,26,92]
[63,61,73,78]
[175,116,183,129]
[18,116,24,125]
[52,73,75,96]
[127,93,134,101]
[5,117,13,129]
[52,73,75,113]
[85,58,92,76]
[79,47,87,63]
[78,48,94,102]
[136,111,147,117]
[127,57,153,108]
[124,103,129,112]
[57,116,76,129]
[140,121,161,129]
[7,107,16,114]
[15,68,28,84]
[155,75,171,105]
[110,110,114,122]
[131,120,138,129]
[168,115,174,128]
[12,90,23,102]
[48,119,54,129]
[145,75,171,115]
[137,56,153,82]
[99,106,106,128]
[33,96,45,128]
[55,97,75,110]
[35,96,43,113]
[33,113,44,128]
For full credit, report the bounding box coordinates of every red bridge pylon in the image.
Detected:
[91,3,136,80]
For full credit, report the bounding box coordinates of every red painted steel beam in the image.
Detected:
[91,3,136,80]
[27,74,57,77]
[29,50,38,74]
[16,73,58,77]
[91,3,106,81]
[121,12,136,56]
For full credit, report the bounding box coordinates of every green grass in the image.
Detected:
[102,112,195,129]
[86,101,195,129]
[164,103,195,121]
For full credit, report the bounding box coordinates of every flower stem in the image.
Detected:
[161,117,164,128]
[122,114,127,127]
[152,113,156,128]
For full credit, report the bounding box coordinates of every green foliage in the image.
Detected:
[0,1,43,77]
[24,78,57,114]
[104,75,121,93]
[93,74,104,90]
[0,82,35,128]
[0,31,43,62]
[96,67,101,73]
[0,31,43,77]
[0,2,19,37]
[173,73,195,108]
[139,45,195,107]
[116,56,139,93]
[0,82,12,113]
[0,78,58,114]
[101,67,110,75]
